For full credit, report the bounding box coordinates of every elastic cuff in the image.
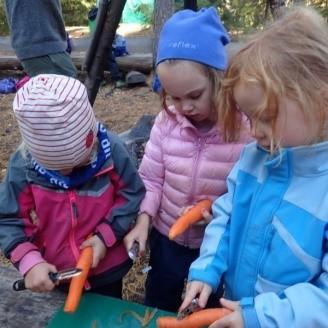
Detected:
[240,298,261,328]
[139,196,159,218]
[10,242,39,263]
[18,250,45,275]
[240,297,255,308]
[95,222,117,247]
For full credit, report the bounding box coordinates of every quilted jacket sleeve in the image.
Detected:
[138,112,167,218]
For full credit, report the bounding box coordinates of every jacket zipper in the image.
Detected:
[184,137,204,247]
[256,224,274,277]
[68,191,80,262]
[232,182,263,298]
[68,191,91,290]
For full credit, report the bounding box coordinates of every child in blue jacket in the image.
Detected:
[181,7,328,328]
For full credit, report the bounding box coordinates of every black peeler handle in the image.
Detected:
[12,279,26,291]
[13,272,57,291]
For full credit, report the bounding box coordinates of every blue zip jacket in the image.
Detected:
[189,141,328,328]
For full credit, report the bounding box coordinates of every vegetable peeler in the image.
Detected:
[13,267,82,291]
[128,241,139,261]
[177,298,201,320]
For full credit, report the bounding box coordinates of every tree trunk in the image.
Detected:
[184,0,197,11]
[84,0,127,105]
[152,0,175,67]
[267,0,286,19]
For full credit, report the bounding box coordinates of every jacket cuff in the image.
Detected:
[240,297,261,328]
[18,250,45,275]
[10,242,39,264]
[139,194,160,218]
[95,222,117,247]
[188,267,220,292]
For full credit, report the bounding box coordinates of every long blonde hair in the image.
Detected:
[219,7,328,150]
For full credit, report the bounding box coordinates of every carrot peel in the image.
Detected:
[156,308,232,328]
[169,199,212,240]
[64,246,93,313]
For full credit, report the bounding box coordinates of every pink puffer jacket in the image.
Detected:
[139,107,250,248]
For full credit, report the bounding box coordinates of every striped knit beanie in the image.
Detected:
[13,74,98,170]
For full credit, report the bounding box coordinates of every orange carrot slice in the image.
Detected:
[169,199,212,240]
[157,308,231,328]
[64,246,93,313]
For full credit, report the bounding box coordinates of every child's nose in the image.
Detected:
[182,101,194,113]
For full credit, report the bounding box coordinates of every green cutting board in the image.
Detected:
[48,293,173,328]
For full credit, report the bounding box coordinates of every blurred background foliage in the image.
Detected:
[0,0,327,36]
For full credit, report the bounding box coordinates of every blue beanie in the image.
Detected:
[156,7,230,70]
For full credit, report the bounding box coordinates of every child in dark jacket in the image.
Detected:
[0,74,145,297]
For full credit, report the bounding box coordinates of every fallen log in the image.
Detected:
[0,265,65,328]
[0,53,153,74]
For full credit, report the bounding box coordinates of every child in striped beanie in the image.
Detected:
[0,74,145,297]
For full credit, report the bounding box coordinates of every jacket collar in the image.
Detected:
[258,140,328,176]
[168,105,219,136]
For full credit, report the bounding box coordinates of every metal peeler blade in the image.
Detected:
[49,267,82,281]
[177,298,201,320]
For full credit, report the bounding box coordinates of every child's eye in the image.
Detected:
[190,92,201,100]
[171,96,179,101]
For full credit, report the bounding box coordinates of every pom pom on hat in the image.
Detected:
[13,74,98,170]
[156,7,230,70]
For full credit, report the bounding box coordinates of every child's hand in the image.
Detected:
[194,208,212,226]
[24,262,57,292]
[208,298,244,328]
[80,235,106,268]
[180,280,213,310]
[124,213,150,257]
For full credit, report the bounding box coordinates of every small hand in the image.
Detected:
[208,298,244,328]
[24,262,57,292]
[80,235,106,268]
[179,281,213,311]
[194,208,213,226]
[124,213,150,257]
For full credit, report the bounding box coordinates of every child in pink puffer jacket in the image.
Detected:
[124,7,250,312]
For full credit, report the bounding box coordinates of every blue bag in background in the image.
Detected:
[0,78,17,94]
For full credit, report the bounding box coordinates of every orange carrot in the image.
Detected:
[64,246,93,313]
[156,308,231,328]
[169,199,213,240]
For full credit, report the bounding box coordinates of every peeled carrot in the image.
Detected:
[169,199,213,240]
[156,308,232,328]
[64,246,93,313]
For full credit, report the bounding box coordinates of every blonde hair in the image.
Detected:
[158,60,224,123]
[219,7,328,150]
